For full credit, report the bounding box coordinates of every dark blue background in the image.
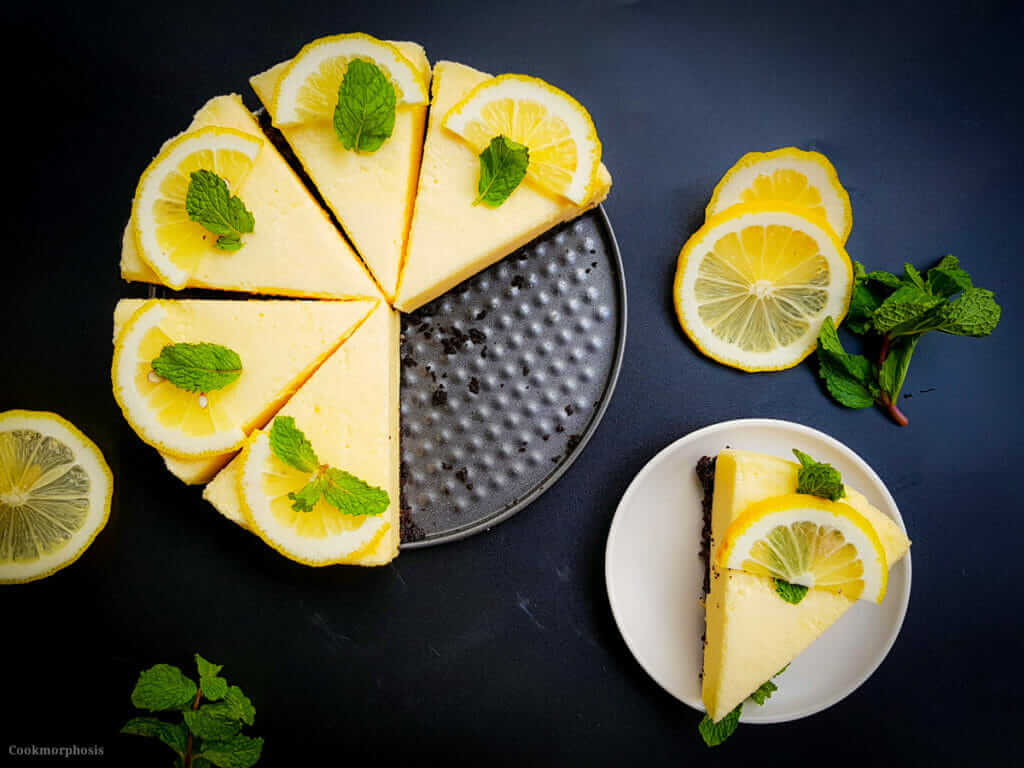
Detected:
[5,0,1021,764]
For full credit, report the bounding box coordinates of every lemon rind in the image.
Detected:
[0,409,113,584]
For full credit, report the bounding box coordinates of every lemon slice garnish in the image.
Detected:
[131,126,262,290]
[716,493,889,603]
[443,74,602,205]
[707,147,852,243]
[0,410,112,584]
[237,431,389,566]
[271,33,428,126]
[673,202,853,371]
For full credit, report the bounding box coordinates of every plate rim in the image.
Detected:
[604,417,912,723]
[402,204,628,548]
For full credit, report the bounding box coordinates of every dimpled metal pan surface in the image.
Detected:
[399,206,626,548]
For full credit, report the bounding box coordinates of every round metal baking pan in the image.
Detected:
[398,205,627,547]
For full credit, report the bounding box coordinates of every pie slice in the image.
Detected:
[250,41,430,302]
[112,298,377,485]
[203,301,401,566]
[393,61,613,312]
[120,94,381,299]
[702,450,911,722]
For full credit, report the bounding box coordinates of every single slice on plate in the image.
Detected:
[112,298,377,482]
[204,302,401,566]
[674,202,853,372]
[707,147,852,243]
[394,61,613,313]
[0,410,113,584]
[251,35,431,301]
[702,450,910,722]
[121,93,380,299]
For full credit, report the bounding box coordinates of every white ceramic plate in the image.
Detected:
[605,419,911,723]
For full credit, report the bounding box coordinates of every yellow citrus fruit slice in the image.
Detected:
[0,410,112,584]
[707,147,852,243]
[132,126,262,290]
[238,431,389,566]
[271,33,429,126]
[716,493,888,603]
[443,74,602,205]
[673,202,853,371]
[112,302,248,459]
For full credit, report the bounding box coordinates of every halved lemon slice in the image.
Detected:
[271,33,429,126]
[0,410,112,584]
[238,431,389,566]
[112,302,246,459]
[132,126,262,290]
[673,202,853,371]
[443,74,602,205]
[716,493,888,603]
[707,147,852,243]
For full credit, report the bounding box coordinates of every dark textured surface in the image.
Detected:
[4,1,1023,765]
[399,209,624,546]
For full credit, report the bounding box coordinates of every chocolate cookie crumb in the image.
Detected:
[432,388,447,407]
[696,455,716,597]
[468,377,480,394]
[400,508,426,543]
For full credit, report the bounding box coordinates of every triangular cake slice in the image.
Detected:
[120,94,381,300]
[250,42,430,302]
[204,301,401,566]
[112,298,377,485]
[393,61,613,312]
[702,450,911,721]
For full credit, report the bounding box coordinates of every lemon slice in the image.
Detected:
[443,74,602,205]
[272,33,429,126]
[707,147,852,243]
[716,493,888,603]
[0,410,112,584]
[673,202,853,371]
[238,431,389,566]
[132,126,263,290]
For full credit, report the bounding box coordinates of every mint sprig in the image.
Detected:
[793,449,846,502]
[121,654,262,768]
[817,255,1000,426]
[269,416,389,516]
[186,170,255,251]
[774,578,809,604]
[474,135,529,208]
[698,667,787,746]
[151,343,242,394]
[334,59,396,153]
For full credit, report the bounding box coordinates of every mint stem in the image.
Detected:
[185,686,202,768]
[876,333,908,426]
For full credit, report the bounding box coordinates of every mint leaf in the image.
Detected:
[184,703,244,741]
[749,679,778,706]
[866,269,903,289]
[774,579,809,604]
[186,169,254,251]
[222,686,256,727]
[288,473,329,513]
[152,343,242,394]
[197,733,264,768]
[699,704,741,747]
[926,255,972,297]
[936,287,1001,337]
[269,416,320,473]
[872,284,946,335]
[903,262,926,290]
[321,468,389,516]
[196,654,229,701]
[879,335,919,401]
[130,664,198,712]
[121,717,188,758]
[474,135,529,208]
[816,317,878,409]
[333,59,396,153]
[793,449,846,501]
